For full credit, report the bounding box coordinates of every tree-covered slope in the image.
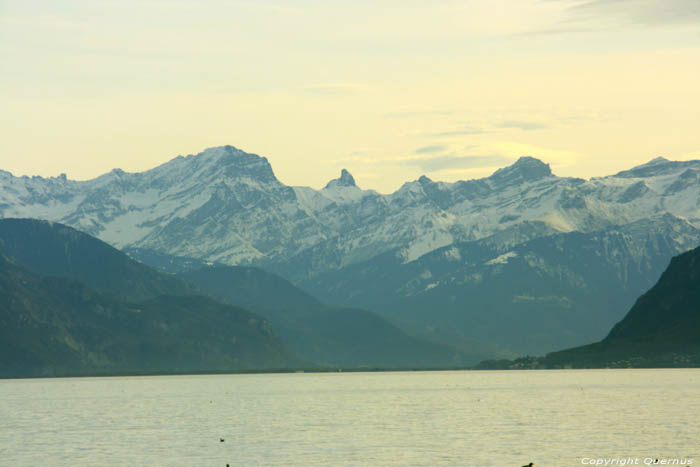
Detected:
[0,255,301,378]
[177,265,470,368]
[0,218,196,301]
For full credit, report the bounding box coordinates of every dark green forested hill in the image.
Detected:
[0,254,302,378]
[0,218,197,301]
[477,245,700,369]
[605,247,700,343]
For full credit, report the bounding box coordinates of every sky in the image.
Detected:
[1,0,699,193]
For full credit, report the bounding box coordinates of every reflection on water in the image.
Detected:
[1,369,698,466]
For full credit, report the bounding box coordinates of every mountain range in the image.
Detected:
[2,146,700,358]
[299,213,699,355]
[3,147,699,277]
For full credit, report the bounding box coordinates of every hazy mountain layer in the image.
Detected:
[299,214,700,355]
[177,265,473,367]
[477,245,700,369]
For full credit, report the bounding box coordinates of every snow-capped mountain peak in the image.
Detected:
[180,145,278,183]
[646,156,670,165]
[613,156,697,179]
[489,156,552,185]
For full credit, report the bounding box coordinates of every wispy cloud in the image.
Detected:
[339,149,510,172]
[414,144,447,154]
[384,109,454,119]
[546,0,700,28]
[303,83,365,96]
[428,125,487,137]
[516,26,596,36]
[496,120,549,131]
[426,119,548,138]
[397,154,511,172]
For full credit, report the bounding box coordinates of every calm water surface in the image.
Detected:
[1,369,698,466]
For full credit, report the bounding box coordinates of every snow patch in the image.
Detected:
[485,251,518,265]
[320,185,372,204]
[537,211,574,233]
[400,230,454,262]
[443,247,462,262]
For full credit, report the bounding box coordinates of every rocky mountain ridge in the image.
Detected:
[2,146,700,282]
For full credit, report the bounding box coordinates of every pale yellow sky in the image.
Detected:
[1,0,699,193]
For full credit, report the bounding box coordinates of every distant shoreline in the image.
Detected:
[0,366,472,380]
[4,364,700,380]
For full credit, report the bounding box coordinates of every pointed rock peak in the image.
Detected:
[490,156,552,184]
[418,175,433,185]
[325,169,357,189]
[338,169,356,187]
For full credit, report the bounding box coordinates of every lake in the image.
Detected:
[1,369,698,466]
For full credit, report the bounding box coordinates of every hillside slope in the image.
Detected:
[0,255,301,378]
[478,246,700,368]
[0,218,196,301]
[178,265,471,367]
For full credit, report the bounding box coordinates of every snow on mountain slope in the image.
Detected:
[2,146,700,278]
[297,213,700,355]
[2,147,332,264]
